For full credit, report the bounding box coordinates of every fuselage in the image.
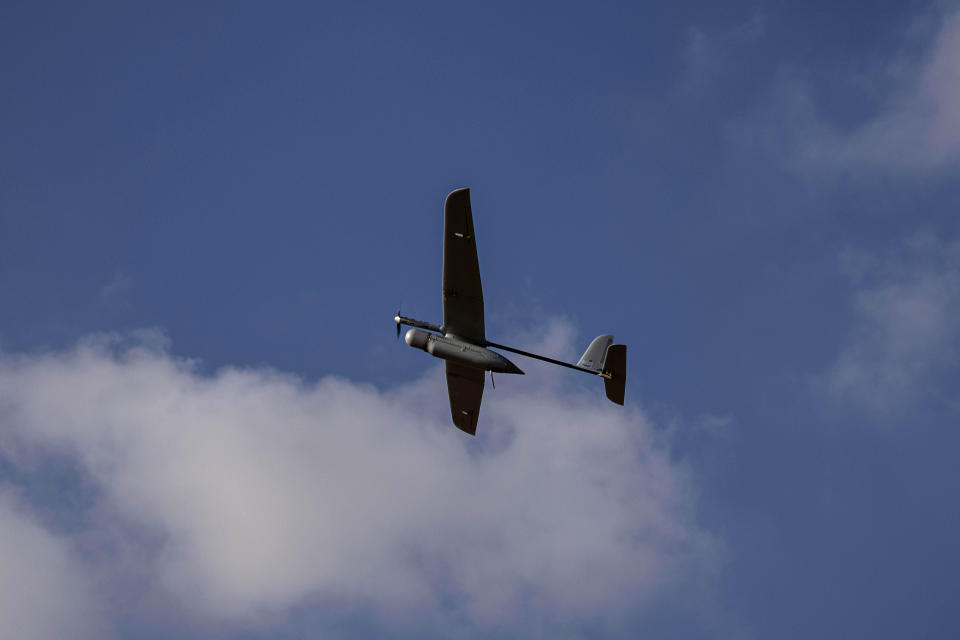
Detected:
[404,328,523,374]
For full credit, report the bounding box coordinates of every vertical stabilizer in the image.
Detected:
[602,344,627,405]
[577,334,614,371]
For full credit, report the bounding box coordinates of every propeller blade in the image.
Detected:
[395,306,402,340]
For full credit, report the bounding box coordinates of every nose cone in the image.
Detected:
[404,328,416,346]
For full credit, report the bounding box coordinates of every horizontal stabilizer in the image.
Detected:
[577,334,613,372]
[603,344,627,405]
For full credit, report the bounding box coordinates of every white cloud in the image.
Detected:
[822,232,960,414]
[803,7,960,173]
[99,272,134,301]
[0,493,103,640]
[734,5,960,177]
[682,14,766,91]
[0,325,721,636]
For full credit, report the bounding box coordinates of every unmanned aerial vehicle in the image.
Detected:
[396,188,626,435]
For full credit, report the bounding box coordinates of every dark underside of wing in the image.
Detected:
[445,361,484,435]
[442,188,484,343]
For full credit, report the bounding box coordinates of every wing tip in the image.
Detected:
[452,410,478,435]
[445,187,471,209]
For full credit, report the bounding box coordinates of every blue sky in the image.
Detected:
[2,2,959,638]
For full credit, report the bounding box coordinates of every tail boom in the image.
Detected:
[484,337,627,405]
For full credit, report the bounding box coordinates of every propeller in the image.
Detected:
[395,305,402,340]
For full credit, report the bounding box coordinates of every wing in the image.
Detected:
[445,361,484,435]
[442,188,485,343]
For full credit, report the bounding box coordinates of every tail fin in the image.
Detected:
[578,336,627,405]
[577,334,614,372]
[602,344,627,405]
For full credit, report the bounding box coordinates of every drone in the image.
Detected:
[395,188,626,435]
